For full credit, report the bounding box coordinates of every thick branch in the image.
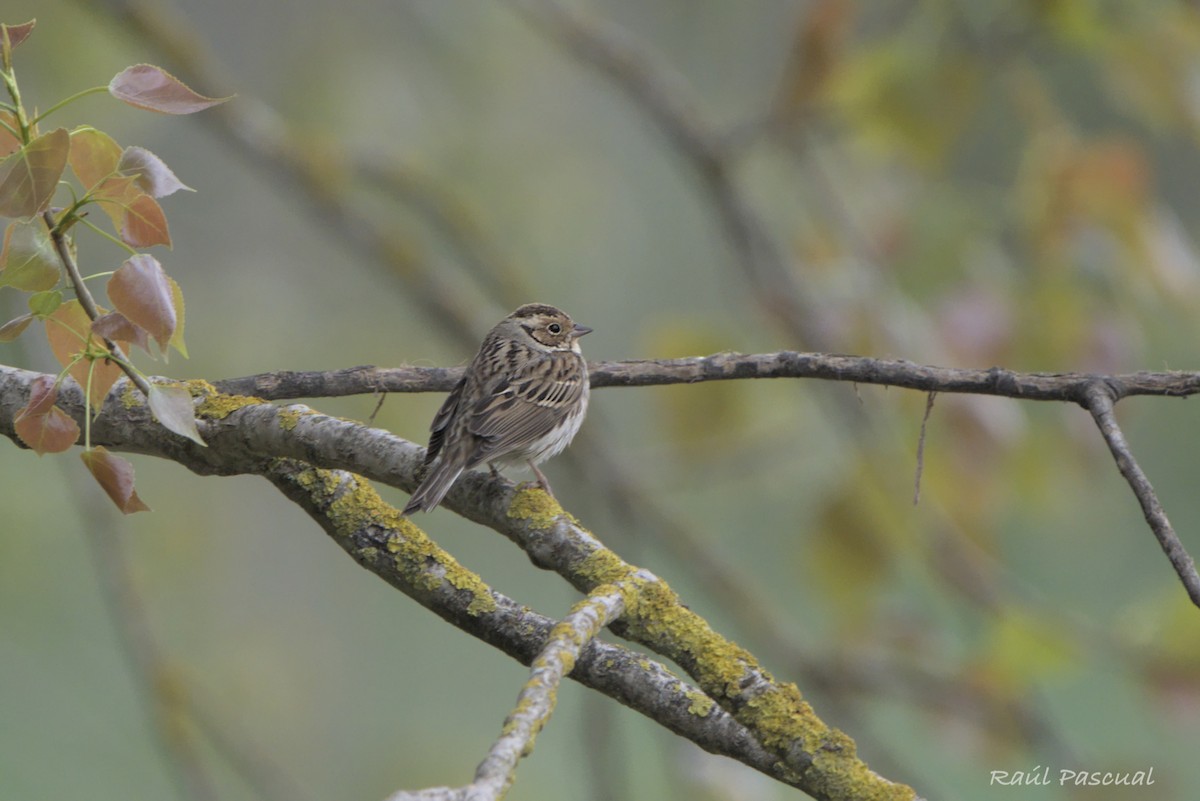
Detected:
[0,366,819,792]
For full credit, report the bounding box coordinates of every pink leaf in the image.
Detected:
[109,64,232,115]
[108,254,176,350]
[1,20,35,50]
[0,111,20,158]
[80,446,151,513]
[117,146,192,197]
[14,374,80,454]
[0,313,33,341]
[92,311,151,353]
[120,192,171,248]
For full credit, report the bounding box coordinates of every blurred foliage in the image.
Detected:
[4,1,1200,800]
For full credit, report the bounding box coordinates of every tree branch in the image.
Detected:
[386,585,629,801]
[0,365,866,796]
[1081,382,1200,606]
[209,352,1200,610]
[212,352,1200,401]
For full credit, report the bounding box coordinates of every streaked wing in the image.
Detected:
[467,352,585,464]
[422,375,466,469]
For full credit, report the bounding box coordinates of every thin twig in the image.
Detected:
[212,353,1200,402]
[42,210,153,397]
[913,391,937,505]
[1082,382,1200,607]
[386,586,628,801]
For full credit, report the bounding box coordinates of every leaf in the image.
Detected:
[0,312,33,341]
[108,254,176,350]
[90,173,139,232]
[109,64,232,115]
[68,127,123,192]
[1,20,36,50]
[45,299,127,407]
[0,111,20,158]
[0,219,59,290]
[147,383,205,446]
[117,146,192,197]
[80,446,151,513]
[92,311,150,353]
[165,275,187,358]
[28,288,61,315]
[14,374,80,454]
[0,127,69,218]
[120,192,171,248]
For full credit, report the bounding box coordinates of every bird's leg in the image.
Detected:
[528,460,555,497]
[488,462,501,479]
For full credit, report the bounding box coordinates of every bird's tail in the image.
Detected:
[402,461,464,515]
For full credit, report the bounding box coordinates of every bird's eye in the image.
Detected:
[547,323,562,334]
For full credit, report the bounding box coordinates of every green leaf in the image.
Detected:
[14,374,80,454]
[147,383,205,446]
[80,446,150,513]
[0,128,69,218]
[108,254,175,350]
[28,288,61,315]
[68,127,122,192]
[109,64,232,115]
[0,219,59,290]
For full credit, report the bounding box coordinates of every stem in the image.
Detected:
[42,209,152,397]
[0,38,31,143]
[78,215,139,255]
[28,85,109,128]
[84,359,96,450]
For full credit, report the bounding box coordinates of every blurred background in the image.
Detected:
[3,1,1200,799]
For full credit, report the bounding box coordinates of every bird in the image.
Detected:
[402,303,592,515]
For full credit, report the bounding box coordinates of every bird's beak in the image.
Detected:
[573,323,593,337]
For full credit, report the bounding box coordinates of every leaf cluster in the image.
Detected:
[0,19,227,511]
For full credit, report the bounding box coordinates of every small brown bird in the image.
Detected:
[403,303,592,515]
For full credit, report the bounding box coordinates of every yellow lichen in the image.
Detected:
[196,391,262,420]
[684,688,714,717]
[506,486,573,527]
[276,406,309,431]
[120,381,144,409]
[308,469,498,617]
[575,548,635,588]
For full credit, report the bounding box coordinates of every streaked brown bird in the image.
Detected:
[402,303,591,515]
